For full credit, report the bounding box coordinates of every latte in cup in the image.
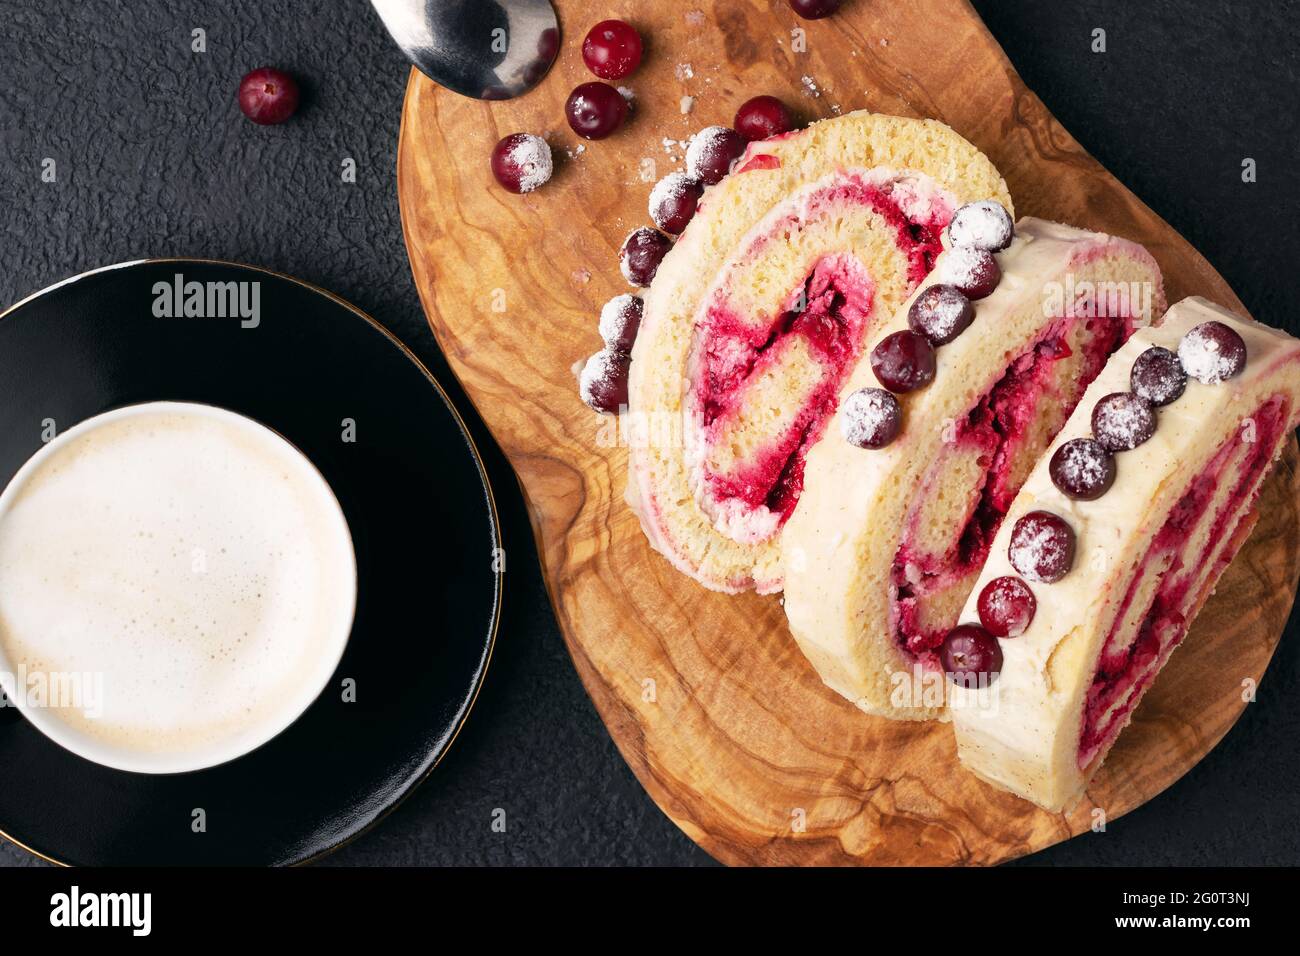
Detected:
[0,402,356,773]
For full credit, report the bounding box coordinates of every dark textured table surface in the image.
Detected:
[1,0,1297,866]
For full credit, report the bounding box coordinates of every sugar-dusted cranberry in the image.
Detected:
[648,172,703,234]
[565,81,629,140]
[870,330,937,393]
[939,245,1001,300]
[940,624,1004,689]
[907,284,974,345]
[1178,320,1247,384]
[490,133,553,194]
[685,126,747,185]
[1091,392,1156,452]
[579,348,631,414]
[1009,511,1076,584]
[1130,346,1187,406]
[840,387,902,449]
[620,227,672,287]
[238,67,300,125]
[1050,438,1116,500]
[734,95,794,141]
[581,19,643,80]
[946,200,1015,252]
[977,577,1037,638]
[598,294,643,351]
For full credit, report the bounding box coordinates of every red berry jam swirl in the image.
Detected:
[892,311,1134,665]
[1079,395,1289,768]
[690,174,951,539]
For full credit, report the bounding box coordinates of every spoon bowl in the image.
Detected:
[371,0,560,100]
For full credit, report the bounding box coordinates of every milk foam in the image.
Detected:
[0,403,356,771]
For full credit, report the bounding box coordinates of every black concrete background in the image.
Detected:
[0,0,1296,866]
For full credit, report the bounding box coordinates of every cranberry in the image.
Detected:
[685,126,747,185]
[238,67,300,125]
[734,95,794,141]
[977,577,1037,638]
[940,624,1003,689]
[565,82,629,140]
[649,172,703,234]
[620,227,672,287]
[599,294,643,351]
[871,330,937,393]
[1091,392,1156,452]
[946,200,1015,252]
[1008,511,1076,584]
[939,245,1001,299]
[1050,438,1116,500]
[489,133,553,194]
[581,19,643,80]
[579,349,631,414]
[787,0,844,18]
[840,388,902,449]
[908,284,974,345]
[1178,321,1247,384]
[1130,346,1187,406]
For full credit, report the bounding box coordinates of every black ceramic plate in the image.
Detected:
[0,260,501,865]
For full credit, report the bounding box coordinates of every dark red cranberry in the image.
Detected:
[599,294,643,351]
[1178,321,1247,384]
[946,200,1015,252]
[238,67,300,125]
[1008,511,1076,584]
[907,284,974,345]
[941,624,1004,689]
[871,330,937,393]
[1091,392,1156,452]
[649,172,703,234]
[565,82,629,140]
[734,95,794,141]
[581,19,643,80]
[620,227,672,287]
[939,245,1001,300]
[1130,346,1187,406]
[787,0,844,18]
[685,126,747,185]
[1050,438,1116,500]
[579,349,631,414]
[489,133,553,194]
[977,577,1037,638]
[840,388,902,449]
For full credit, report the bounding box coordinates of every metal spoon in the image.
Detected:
[370,0,560,100]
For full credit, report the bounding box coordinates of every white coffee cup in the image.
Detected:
[0,401,357,773]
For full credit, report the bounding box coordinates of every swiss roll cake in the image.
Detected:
[782,217,1165,720]
[949,297,1300,809]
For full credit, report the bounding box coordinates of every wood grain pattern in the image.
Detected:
[396,0,1300,864]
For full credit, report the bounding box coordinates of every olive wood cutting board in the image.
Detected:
[396,0,1300,864]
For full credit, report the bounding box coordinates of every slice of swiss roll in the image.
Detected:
[782,217,1165,720]
[949,297,1300,810]
[626,111,1012,594]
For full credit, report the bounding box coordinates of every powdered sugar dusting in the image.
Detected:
[1009,513,1074,583]
[1092,393,1155,451]
[1178,321,1247,384]
[507,134,553,193]
[840,388,901,449]
[685,125,737,181]
[598,293,643,351]
[947,199,1014,251]
[579,348,631,413]
[649,172,694,223]
[1052,439,1112,491]
[939,244,997,290]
